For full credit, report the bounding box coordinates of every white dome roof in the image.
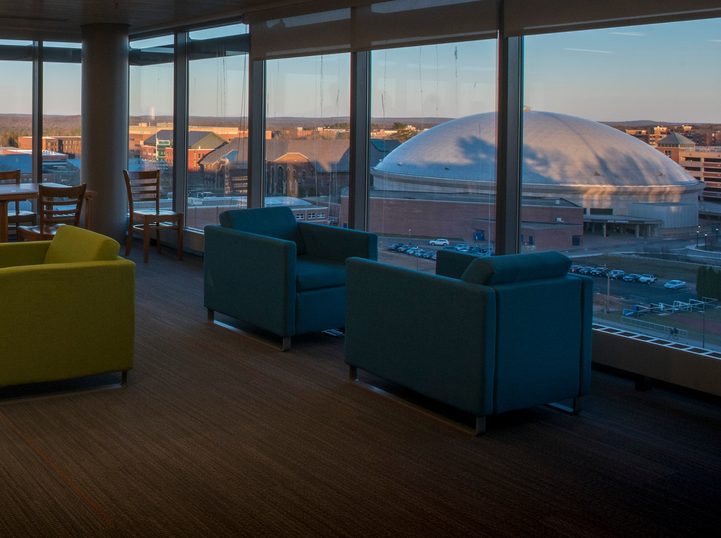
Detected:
[374,111,696,187]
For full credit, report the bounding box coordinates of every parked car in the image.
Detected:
[429,238,450,246]
[589,267,607,277]
[387,242,404,251]
[607,269,625,279]
[664,279,687,289]
[454,244,471,252]
[396,244,410,253]
[623,273,641,282]
[638,274,657,284]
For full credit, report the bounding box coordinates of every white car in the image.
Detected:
[429,238,450,246]
[638,274,657,284]
[664,279,686,290]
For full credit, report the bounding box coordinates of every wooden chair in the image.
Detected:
[18,183,87,241]
[0,169,36,236]
[123,169,183,263]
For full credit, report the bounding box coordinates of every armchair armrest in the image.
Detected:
[345,258,496,417]
[0,241,51,268]
[204,225,297,337]
[435,249,481,278]
[0,260,135,386]
[298,222,377,262]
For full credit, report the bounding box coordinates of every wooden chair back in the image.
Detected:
[0,169,23,216]
[123,170,161,214]
[38,183,87,232]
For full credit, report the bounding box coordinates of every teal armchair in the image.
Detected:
[204,207,377,350]
[345,250,592,434]
[0,225,135,388]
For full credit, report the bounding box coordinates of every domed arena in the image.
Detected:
[362,111,704,249]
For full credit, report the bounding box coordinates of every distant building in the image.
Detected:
[18,135,82,158]
[141,130,227,172]
[199,137,400,224]
[656,132,721,202]
[346,111,702,249]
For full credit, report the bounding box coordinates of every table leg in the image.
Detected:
[0,200,8,243]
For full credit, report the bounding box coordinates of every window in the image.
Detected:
[524,18,721,351]
[186,24,250,229]
[265,53,350,226]
[0,41,33,181]
[42,43,81,185]
[129,35,174,202]
[367,40,497,271]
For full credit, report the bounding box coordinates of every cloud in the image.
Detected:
[562,48,613,54]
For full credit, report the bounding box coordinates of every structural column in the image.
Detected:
[81,24,129,242]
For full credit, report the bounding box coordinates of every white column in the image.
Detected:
[81,24,129,242]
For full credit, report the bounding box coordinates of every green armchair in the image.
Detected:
[204,207,377,350]
[345,250,592,434]
[0,226,135,388]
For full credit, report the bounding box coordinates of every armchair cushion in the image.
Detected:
[461,251,571,285]
[220,207,306,254]
[296,256,346,291]
[44,225,120,264]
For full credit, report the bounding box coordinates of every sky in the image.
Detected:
[2,18,721,123]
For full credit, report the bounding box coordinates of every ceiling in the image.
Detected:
[0,0,352,41]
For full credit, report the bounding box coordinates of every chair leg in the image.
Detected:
[125,224,133,256]
[348,365,357,381]
[143,226,150,263]
[121,370,128,386]
[281,337,291,352]
[207,308,214,322]
[156,225,161,254]
[474,417,486,436]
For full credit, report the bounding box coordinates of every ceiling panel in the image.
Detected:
[0,0,288,41]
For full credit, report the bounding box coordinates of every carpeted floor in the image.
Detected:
[1,245,720,537]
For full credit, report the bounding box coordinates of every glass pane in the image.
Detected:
[264,53,350,226]
[367,40,498,271]
[43,62,81,185]
[524,19,721,352]
[0,55,32,181]
[190,23,249,40]
[186,34,249,229]
[129,36,174,205]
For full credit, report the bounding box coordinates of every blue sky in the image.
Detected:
[2,17,721,123]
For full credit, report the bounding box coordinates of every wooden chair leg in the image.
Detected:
[125,224,133,256]
[156,224,161,254]
[143,225,150,263]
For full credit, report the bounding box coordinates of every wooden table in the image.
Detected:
[0,183,94,242]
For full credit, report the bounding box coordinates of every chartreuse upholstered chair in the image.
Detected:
[345,250,592,435]
[0,225,135,388]
[204,207,377,350]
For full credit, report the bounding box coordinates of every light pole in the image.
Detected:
[696,229,700,247]
[704,233,708,249]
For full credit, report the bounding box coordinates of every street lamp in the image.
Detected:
[704,233,709,249]
[696,229,700,247]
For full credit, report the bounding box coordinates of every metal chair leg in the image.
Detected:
[121,370,128,386]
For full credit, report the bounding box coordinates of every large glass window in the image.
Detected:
[265,53,350,226]
[367,40,497,271]
[186,24,249,230]
[129,36,174,204]
[524,19,721,351]
[0,41,33,181]
[42,43,81,185]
